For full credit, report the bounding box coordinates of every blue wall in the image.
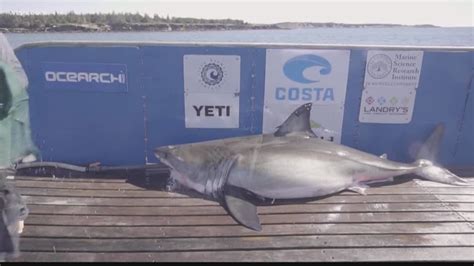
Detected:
[16,43,474,167]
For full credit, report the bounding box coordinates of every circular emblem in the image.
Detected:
[367,54,392,79]
[200,63,224,87]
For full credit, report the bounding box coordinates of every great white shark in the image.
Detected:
[155,103,470,231]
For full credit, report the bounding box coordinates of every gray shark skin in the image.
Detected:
[155,103,470,231]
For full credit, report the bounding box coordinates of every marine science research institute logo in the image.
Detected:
[367,54,392,79]
[275,54,335,102]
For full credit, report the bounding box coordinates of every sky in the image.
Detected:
[1,0,472,27]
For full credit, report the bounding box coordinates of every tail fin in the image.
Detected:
[414,124,471,186]
[415,123,445,162]
[415,161,470,186]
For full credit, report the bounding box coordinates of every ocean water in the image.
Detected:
[5,27,474,48]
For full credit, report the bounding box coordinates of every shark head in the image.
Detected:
[153,102,320,231]
[155,145,196,179]
[155,143,238,197]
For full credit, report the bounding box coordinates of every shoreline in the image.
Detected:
[1,23,442,34]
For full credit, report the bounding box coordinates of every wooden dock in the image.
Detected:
[7,172,474,262]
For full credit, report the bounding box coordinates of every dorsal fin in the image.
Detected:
[274,102,317,137]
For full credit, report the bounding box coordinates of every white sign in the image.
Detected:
[184,55,240,94]
[359,87,416,124]
[263,49,351,143]
[185,93,239,128]
[364,50,424,89]
[183,55,241,128]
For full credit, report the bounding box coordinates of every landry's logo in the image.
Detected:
[363,94,409,114]
[199,60,225,89]
[275,54,335,102]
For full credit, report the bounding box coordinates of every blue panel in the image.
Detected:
[340,49,367,149]
[140,45,265,163]
[16,46,145,165]
[15,43,474,167]
[453,61,474,166]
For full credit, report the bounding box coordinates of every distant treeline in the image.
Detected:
[0,12,437,33]
[0,12,258,32]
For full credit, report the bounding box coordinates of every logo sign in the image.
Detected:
[200,63,224,86]
[359,88,416,123]
[364,50,424,89]
[360,50,423,124]
[283,54,331,83]
[184,93,239,128]
[183,55,241,128]
[263,49,350,143]
[42,62,128,92]
[184,55,240,94]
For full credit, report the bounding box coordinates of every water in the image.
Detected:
[5,27,473,48]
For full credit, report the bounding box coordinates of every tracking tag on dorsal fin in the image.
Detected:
[380,153,387,159]
[274,102,317,137]
[223,189,262,231]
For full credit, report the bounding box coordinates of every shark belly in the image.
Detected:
[227,148,357,199]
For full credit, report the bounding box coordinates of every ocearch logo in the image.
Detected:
[43,62,128,92]
[45,71,126,84]
[275,54,335,102]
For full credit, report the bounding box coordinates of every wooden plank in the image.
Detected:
[20,222,474,238]
[21,194,473,207]
[23,202,474,216]
[15,187,474,198]
[11,247,474,262]
[17,187,189,198]
[14,176,127,183]
[22,195,218,207]
[18,234,474,252]
[11,177,474,191]
[12,179,144,190]
[12,247,474,262]
[414,179,474,188]
[23,212,470,226]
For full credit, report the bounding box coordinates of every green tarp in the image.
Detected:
[0,34,37,168]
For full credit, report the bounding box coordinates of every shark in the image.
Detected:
[154,103,470,231]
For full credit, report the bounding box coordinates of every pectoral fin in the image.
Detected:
[364,176,394,185]
[223,190,262,231]
[347,183,369,195]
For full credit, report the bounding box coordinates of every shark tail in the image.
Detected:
[415,163,470,186]
[414,123,471,186]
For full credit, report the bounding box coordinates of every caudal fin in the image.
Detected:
[415,162,471,186]
[414,124,471,186]
[415,123,445,162]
